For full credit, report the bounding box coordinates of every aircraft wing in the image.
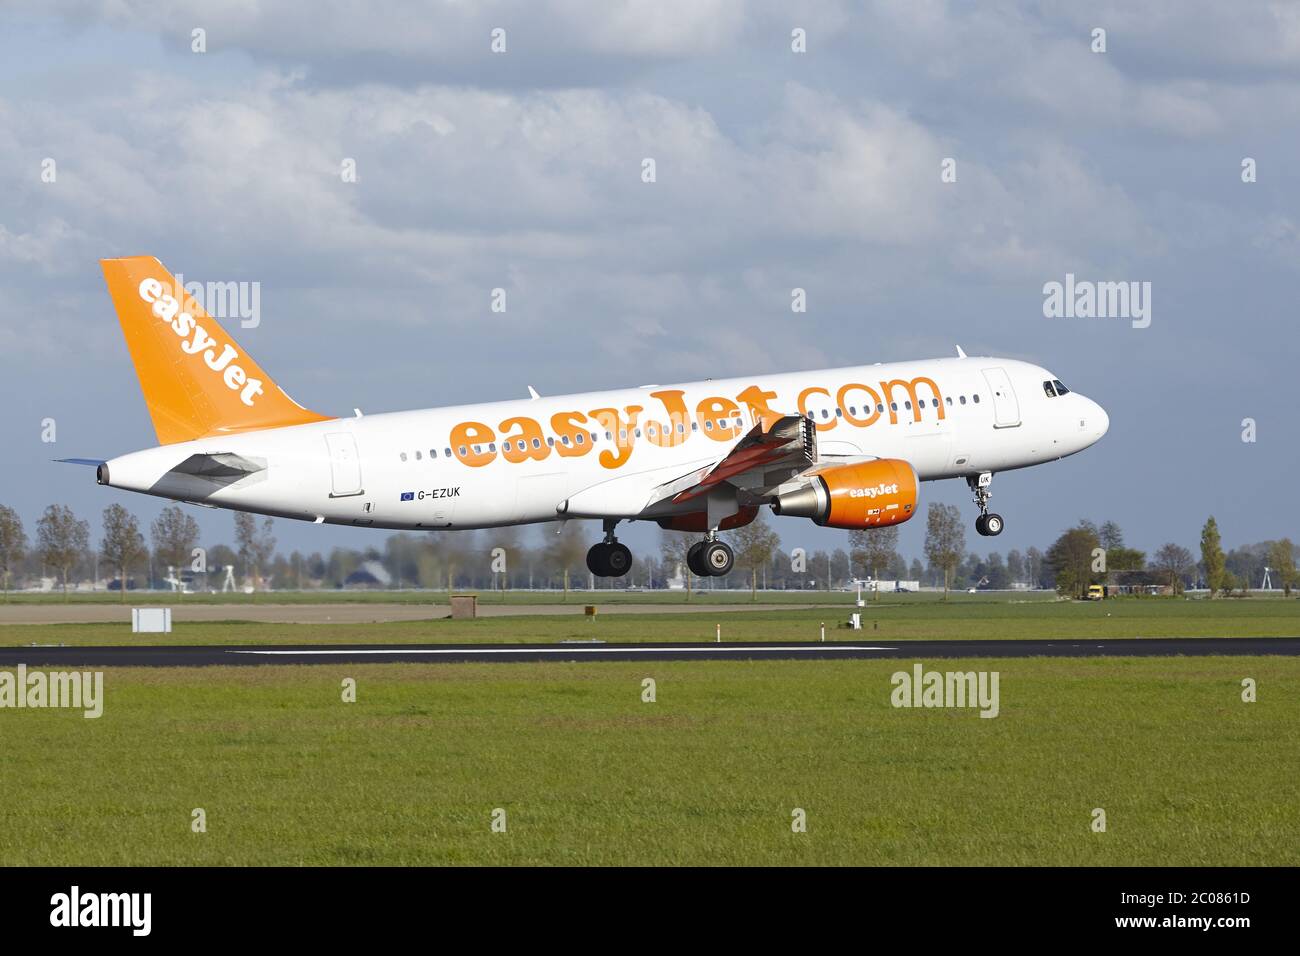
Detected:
[650,414,817,506]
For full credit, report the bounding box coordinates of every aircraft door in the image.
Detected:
[981,367,1021,428]
[325,432,364,497]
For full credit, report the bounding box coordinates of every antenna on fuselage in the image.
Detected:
[527,386,540,400]
[955,345,967,359]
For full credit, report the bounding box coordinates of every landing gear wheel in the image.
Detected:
[686,541,707,577]
[587,541,634,577]
[702,540,734,577]
[969,473,1001,538]
[586,542,611,576]
[605,542,633,577]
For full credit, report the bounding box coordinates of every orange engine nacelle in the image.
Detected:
[657,505,758,533]
[772,459,918,529]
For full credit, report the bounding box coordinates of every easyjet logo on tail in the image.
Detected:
[137,278,264,407]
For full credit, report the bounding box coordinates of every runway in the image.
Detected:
[0,601,828,626]
[2,637,1298,667]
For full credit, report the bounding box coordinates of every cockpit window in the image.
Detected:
[1042,380,1056,398]
[1052,379,1070,395]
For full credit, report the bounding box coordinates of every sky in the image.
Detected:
[1,0,1298,566]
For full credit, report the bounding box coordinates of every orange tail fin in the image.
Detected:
[101,256,332,445]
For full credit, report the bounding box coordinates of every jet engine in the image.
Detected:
[772,459,918,529]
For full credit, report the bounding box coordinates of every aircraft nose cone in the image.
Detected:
[1092,400,1109,438]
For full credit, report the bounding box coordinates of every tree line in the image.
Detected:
[911,504,1295,600]
[0,500,1293,600]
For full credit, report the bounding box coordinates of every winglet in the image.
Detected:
[100,256,333,445]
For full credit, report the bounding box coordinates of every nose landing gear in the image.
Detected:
[968,472,1004,537]
[586,519,634,577]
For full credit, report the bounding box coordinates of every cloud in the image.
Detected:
[0,49,1189,438]
[18,0,750,86]
[1,1,1298,557]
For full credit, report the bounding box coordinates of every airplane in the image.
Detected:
[69,256,1109,579]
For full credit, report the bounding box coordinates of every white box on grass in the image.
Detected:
[132,607,172,633]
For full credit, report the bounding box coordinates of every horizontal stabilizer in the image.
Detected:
[148,452,267,500]
[170,452,264,483]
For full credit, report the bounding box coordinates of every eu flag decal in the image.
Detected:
[400,491,415,501]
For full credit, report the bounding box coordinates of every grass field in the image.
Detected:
[1,594,1296,646]
[0,587,1056,606]
[3,597,1296,866]
[1,656,1295,866]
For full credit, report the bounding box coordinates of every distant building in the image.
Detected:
[344,560,392,589]
[1104,569,1173,597]
[860,579,920,593]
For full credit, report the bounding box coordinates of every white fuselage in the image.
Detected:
[101,356,1108,530]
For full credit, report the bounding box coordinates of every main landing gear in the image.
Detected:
[585,521,736,579]
[967,472,1004,537]
[686,533,734,577]
[587,519,633,578]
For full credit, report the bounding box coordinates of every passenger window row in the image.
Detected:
[401,430,607,462]
[830,394,981,418]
